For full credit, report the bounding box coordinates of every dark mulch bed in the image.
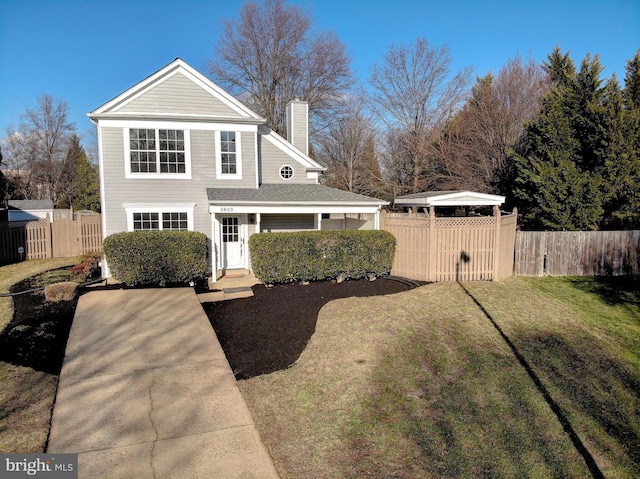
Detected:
[0,272,418,379]
[202,277,419,380]
[0,278,78,375]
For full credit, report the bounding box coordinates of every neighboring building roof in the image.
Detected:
[394,190,505,207]
[8,199,54,210]
[208,184,387,206]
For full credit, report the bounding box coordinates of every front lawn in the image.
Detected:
[237,276,640,478]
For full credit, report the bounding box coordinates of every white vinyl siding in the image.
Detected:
[320,213,376,230]
[286,100,309,155]
[118,72,243,117]
[260,214,315,232]
[259,139,315,184]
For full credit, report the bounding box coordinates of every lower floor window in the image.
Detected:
[162,212,188,230]
[133,212,188,231]
[133,212,159,230]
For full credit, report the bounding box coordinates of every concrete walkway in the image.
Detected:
[48,287,279,479]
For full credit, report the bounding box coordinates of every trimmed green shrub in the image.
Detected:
[249,230,396,284]
[103,231,208,286]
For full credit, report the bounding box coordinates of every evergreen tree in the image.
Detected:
[623,49,640,109]
[71,153,100,212]
[609,50,640,227]
[511,49,640,230]
[544,47,576,88]
[511,87,604,230]
[56,133,84,208]
[511,51,605,229]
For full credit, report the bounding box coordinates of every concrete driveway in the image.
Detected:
[48,287,279,479]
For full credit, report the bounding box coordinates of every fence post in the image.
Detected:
[493,206,501,281]
[76,217,83,255]
[45,213,53,258]
[428,206,436,282]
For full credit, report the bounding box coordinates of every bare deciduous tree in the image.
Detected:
[315,99,384,197]
[209,0,354,138]
[2,95,76,203]
[367,38,472,195]
[434,55,549,192]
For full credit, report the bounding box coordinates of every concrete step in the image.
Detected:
[197,286,254,303]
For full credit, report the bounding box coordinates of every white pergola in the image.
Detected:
[394,190,505,209]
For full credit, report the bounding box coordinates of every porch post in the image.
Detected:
[211,214,218,283]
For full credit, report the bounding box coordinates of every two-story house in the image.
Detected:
[89,58,387,282]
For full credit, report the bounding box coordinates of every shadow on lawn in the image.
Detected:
[459,281,607,479]
[346,319,593,478]
[346,282,639,478]
[514,330,640,475]
[568,275,640,308]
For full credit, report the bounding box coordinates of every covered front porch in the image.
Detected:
[207,184,387,283]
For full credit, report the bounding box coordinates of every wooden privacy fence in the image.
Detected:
[515,230,640,276]
[380,207,518,282]
[0,214,102,264]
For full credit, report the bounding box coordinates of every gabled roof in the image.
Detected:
[208,184,387,205]
[259,125,325,172]
[8,199,54,210]
[88,58,265,123]
[394,190,505,207]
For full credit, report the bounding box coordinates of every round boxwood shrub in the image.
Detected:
[103,230,208,286]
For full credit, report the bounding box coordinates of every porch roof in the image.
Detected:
[208,184,387,208]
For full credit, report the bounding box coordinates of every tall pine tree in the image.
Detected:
[509,49,640,230]
[608,49,640,228]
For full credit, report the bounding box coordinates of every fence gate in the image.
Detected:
[52,218,81,257]
[381,207,518,282]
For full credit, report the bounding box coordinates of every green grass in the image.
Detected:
[239,276,640,478]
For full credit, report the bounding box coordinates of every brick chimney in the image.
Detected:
[286,99,309,155]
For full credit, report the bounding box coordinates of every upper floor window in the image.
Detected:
[216,131,242,179]
[126,128,191,179]
[220,131,236,174]
[280,165,294,180]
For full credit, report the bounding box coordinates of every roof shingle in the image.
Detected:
[207,184,386,205]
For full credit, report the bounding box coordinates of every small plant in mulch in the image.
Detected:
[71,252,102,282]
[44,282,78,302]
[0,268,80,375]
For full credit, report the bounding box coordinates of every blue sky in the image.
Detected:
[1,0,638,143]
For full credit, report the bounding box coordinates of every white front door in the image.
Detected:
[222,216,244,269]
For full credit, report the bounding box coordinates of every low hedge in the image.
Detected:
[103,231,208,286]
[249,230,396,284]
